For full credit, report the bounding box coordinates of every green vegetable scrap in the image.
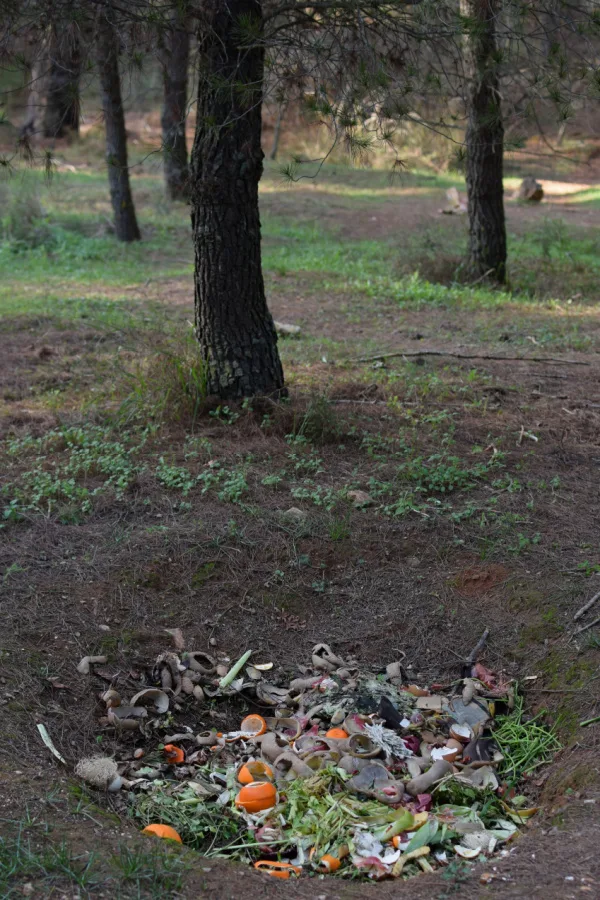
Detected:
[494,693,561,781]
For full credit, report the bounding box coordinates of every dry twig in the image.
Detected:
[351,349,591,366]
[573,590,600,623]
[575,614,600,635]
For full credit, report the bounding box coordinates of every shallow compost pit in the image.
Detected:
[74,637,561,884]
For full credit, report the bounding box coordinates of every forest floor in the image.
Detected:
[1,138,600,897]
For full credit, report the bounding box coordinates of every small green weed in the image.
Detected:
[209,405,240,425]
[291,483,346,510]
[286,442,324,475]
[261,472,285,488]
[155,459,196,495]
[197,462,249,504]
[397,453,496,495]
[508,532,541,555]
[577,560,600,576]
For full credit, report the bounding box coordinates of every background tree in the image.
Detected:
[160,2,190,201]
[460,0,506,283]
[19,26,51,139]
[42,21,81,138]
[96,5,140,242]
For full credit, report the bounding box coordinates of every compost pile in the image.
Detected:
[77,639,559,882]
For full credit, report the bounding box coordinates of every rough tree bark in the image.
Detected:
[160,5,190,201]
[191,0,285,399]
[42,23,81,138]
[96,11,140,242]
[461,0,506,283]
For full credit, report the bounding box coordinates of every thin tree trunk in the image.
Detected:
[96,12,140,242]
[42,24,81,138]
[269,100,286,160]
[191,0,285,399]
[160,6,190,201]
[20,30,51,139]
[20,59,46,138]
[461,0,506,283]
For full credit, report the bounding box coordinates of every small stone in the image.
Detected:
[347,490,373,508]
[440,186,467,215]
[274,321,301,337]
[98,624,111,632]
[281,506,307,522]
[516,176,544,202]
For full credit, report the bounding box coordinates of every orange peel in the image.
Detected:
[254,860,302,879]
[142,823,182,843]
[235,781,276,814]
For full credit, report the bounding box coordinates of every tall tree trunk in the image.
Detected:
[191,0,285,399]
[461,0,506,283]
[96,12,140,242]
[160,6,190,201]
[42,24,81,138]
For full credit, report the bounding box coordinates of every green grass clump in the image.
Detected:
[0,819,185,898]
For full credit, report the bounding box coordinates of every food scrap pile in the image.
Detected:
[76,638,559,882]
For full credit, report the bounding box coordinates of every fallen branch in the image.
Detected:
[467,268,495,287]
[573,590,600,622]
[574,614,600,635]
[330,399,388,406]
[351,349,591,366]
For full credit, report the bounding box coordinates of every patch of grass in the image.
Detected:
[286,395,341,444]
[0,815,187,898]
[118,329,208,429]
[108,844,184,897]
[0,822,99,897]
